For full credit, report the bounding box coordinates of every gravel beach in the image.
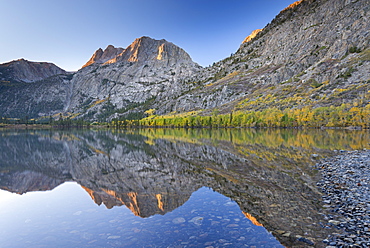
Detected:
[316,150,370,247]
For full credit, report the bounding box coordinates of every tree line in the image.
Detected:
[135,104,370,129]
[0,114,91,128]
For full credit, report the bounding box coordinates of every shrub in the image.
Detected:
[308,78,322,88]
[349,46,361,53]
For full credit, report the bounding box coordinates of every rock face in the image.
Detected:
[82,45,124,68]
[242,29,263,44]
[0,59,66,83]
[0,74,72,118]
[103,36,194,65]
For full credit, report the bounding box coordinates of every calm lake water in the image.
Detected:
[0,128,369,247]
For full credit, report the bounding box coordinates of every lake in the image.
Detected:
[0,128,369,247]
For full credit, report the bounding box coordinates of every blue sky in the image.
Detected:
[0,0,295,71]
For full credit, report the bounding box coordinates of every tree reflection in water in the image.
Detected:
[0,128,369,247]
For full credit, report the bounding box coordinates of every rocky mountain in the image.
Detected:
[0,0,369,121]
[66,36,201,121]
[158,0,370,114]
[0,58,66,83]
[0,59,70,118]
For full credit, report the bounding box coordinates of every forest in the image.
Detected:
[122,103,370,129]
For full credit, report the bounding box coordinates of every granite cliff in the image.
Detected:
[82,45,124,68]
[0,0,369,121]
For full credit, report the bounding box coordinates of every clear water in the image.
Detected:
[0,128,369,247]
[0,183,282,248]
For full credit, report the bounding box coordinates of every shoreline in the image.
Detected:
[316,150,370,247]
[0,124,368,130]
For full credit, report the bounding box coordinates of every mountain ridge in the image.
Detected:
[82,45,124,68]
[0,58,66,83]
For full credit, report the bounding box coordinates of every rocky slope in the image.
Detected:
[160,0,370,114]
[0,74,72,118]
[68,0,370,118]
[0,59,71,118]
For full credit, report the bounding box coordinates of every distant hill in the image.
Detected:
[0,58,66,83]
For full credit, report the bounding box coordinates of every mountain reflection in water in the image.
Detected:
[0,128,369,247]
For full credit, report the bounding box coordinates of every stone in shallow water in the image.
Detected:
[226,224,239,228]
[107,235,121,239]
[328,220,340,225]
[297,237,314,245]
[224,201,235,206]
[189,216,204,226]
[172,217,186,224]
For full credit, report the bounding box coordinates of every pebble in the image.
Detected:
[189,216,203,226]
[316,150,370,247]
[107,235,121,239]
[172,217,186,224]
[226,224,239,228]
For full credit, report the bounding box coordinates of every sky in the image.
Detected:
[0,0,296,71]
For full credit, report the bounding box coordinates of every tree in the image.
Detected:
[145,109,156,117]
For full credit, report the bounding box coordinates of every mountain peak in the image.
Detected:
[242,29,263,44]
[82,45,124,68]
[82,36,194,68]
[111,36,193,64]
[281,0,303,12]
[0,59,66,83]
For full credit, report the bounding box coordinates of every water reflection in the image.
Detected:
[0,128,369,247]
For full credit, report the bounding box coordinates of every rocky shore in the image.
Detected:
[316,150,370,247]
